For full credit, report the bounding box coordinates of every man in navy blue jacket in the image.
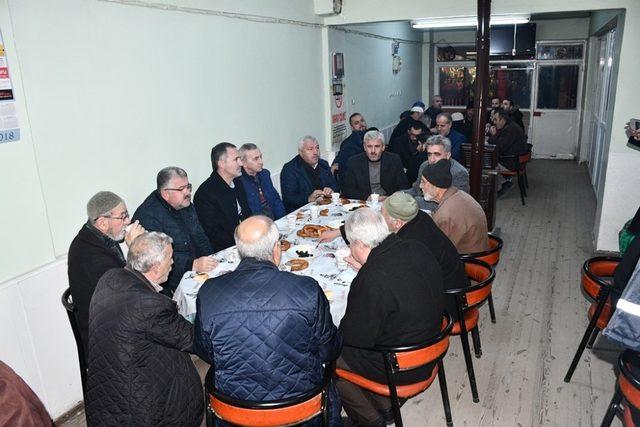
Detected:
[280,135,338,213]
[194,143,251,253]
[331,113,367,189]
[194,216,342,425]
[237,143,286,220]
[435,112,466,163]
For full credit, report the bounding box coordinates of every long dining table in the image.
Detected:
[173,199,378,327]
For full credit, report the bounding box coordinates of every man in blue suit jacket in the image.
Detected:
[280,135,338,213]
[435,112,467,163]
[237,143,286,220]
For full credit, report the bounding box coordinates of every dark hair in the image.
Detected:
[211,142,236,171]
[400,110,411,120]
[629,206,640,235]
[368,127,379,132]
[503,98,514,107]
[492,108,510,122]
[409,120,423,131]
[349,113,362,125]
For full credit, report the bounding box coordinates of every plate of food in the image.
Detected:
[341,202,366,213]
[286,244,318,259]
[280,240,291,251]
[319,208,330,217]
[286,258,309,271]
[316,196,332,206]
[296,224,329,238]
[327,220,345,229]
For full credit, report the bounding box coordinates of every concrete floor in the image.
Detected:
[58,159,622,426]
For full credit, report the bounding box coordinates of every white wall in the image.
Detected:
[328,21,423,132]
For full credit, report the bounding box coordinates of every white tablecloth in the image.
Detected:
[173,200,378,326]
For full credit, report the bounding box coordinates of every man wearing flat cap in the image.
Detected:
[381,192,469,320]
[420,159,488,254]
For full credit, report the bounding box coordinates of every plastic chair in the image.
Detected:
[205,365,332,426]
[61,288,88,399]
[564,256,621,383]
[601,350,640,427]
[499,144,532,206]
[446,259,495,403]
[460,234,504,324]
[335,313,454,427]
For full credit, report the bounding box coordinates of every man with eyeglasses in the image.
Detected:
[68,191,146,353]
[133,167,216,295]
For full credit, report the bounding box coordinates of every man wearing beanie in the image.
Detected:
[420,159,488,253]
[381,192,469,320]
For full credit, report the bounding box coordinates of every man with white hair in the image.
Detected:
[337,208,445,426]
[280,135,338,212]
[194,216,342,424]
[342,130,408,201]
[68,190,145,352]
[85,232,203,426]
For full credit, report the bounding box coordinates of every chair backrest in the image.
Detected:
[61,288,88,398]
[460,233,503,267]
[208,365,330,427]
[618,350,640,413]
[461,143,498,169]
[581,256,620,300]
[446,259,495,310]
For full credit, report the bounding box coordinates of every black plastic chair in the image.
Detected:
[601,350,640,427]
[61,288,88,399]
[499,144,532,206]
[205,364,332,426]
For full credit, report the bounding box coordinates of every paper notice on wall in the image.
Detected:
[331,95,347,148]
[0,30,20,144]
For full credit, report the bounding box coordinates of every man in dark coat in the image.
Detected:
[68,191,145,352]
[502,99,525,131]
[381,192,469,320]
[425,95,443,129]
[337,208,444,426]
[332,112,367,189]
[388,120,424,180]
[194,143,250,252]
[488,109,529,171]
[435,112,466,162]
[194,216,342,425]
[237,143,286,220]
[280,135,338,213]
[85,232,203,426]
[342,130,408,201]
[133,167,216,294]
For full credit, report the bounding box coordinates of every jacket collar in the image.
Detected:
[234,257,279,272]
[439,186,459,204]
[366,233,401,263]
[153,189,181,214]
[84,221,121,247]
[124,266,162,293]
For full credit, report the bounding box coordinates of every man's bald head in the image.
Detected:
[234,216,281,263]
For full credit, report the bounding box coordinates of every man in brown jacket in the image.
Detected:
[420,159,488,254]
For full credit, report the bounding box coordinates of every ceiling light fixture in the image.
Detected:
[411,14,530,30]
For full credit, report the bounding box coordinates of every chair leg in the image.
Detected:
[471,327,483,359]
[205,400,214,427]
[488,294,497,324]
[436,360,453,427]
[586,327,600,350]
[524,168,529,189]
[459,332,480,402]
[600,386,623,427]
[517,174,526,205]
[384,353,403,427]
[564,300,607,383]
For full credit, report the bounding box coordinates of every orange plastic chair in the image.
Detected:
[335,313,454,427]
[460,233,504,324]
[499,144,532,205]
[446,258,495,403]
[564,256,621,383]
[601,350,640,426]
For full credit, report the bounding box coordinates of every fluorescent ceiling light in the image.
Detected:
[411,14,530,29]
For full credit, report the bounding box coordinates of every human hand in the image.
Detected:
[489,126,497,136]
[345,255,362,271]
[331,163,339,173]
[319,229,340,243]
[193,256,218,273]
[322,187,333,196]
[308,189,324,203]
[124,220,145,246]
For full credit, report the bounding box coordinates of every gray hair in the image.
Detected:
[426,135,452,153]
[157,166,188,190]
[238,143,259,160]
[298,135,318,150]
[127,232,173,273]
[87,191,124,223]
[234,216,280,262]
[436,112,452,124]
[363,130,385,145]
[344,207,390,249]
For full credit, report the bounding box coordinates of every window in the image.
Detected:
[536,65,580,109]
[536,44,584,60]
[438,66,476,106]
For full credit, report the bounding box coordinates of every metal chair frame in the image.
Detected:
[601,350,640,427]
[61,288,88,400]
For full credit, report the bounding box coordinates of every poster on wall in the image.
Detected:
[330,53,347,148]
[0,31,20,144]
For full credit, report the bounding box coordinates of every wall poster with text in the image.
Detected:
[0,29,19,144]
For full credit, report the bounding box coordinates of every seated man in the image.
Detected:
[194,216,342,425]
[388,120,423,181]
[337,208,444,426]
[488,109,529,192]
[381,192,468,320]
[332,112,367,188]
[237,143,286,220]
[342,130,408,201]
[194,143,250,252]
[425,95,443,129]
[85,232,203,426]
[68,191,144,352]
[133,167,216,294]
[280,135,338,212]
[420,159,488,254]
[501,98,525,130]
[435,112,466,162]
[407,135,469,211]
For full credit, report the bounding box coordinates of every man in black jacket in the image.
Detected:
[381,191,468,319]
[68,191,145,352]
[501,98,525,131]
[133,167,216,294]
[388,120,424,181]
[85,232,203,426]
[194,142,250,252]
[337,208,444,426]
[342,130,408,201]
[488,109,529,171]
